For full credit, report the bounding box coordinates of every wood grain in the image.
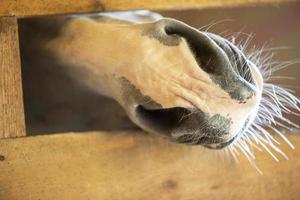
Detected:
[0,17,26,138]
[0,130,299,199]
[0,0,296,17]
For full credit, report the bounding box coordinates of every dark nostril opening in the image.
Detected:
[198,33,256,86]
[136,105,189,134]
[164,26,176,35]
[159,19,230,75]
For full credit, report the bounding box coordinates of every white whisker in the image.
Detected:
[221,34,300,172]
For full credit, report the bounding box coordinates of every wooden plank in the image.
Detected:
[0,17,26,138]
[0,130,299,199]
[0,0,296,17]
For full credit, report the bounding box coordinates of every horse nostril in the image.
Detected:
[155,19,232,75]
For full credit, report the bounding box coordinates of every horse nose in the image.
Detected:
[150,18,256,102]
[151,18,231,75]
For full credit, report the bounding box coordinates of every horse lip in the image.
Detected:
[203,135,237,149]
[175,134,237,149]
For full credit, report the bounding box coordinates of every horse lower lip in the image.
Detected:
[204,136,237,149]
[175,134,237,149]
[176,135,224,145]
